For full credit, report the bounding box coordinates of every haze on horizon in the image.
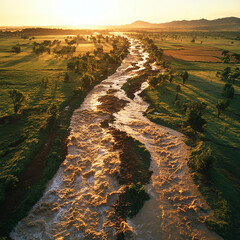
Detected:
[1,0,240,27]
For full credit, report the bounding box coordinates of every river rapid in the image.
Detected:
[11,39,222,240]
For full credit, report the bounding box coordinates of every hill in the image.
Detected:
[119,17,240,31]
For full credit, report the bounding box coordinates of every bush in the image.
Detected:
[12,46,21,53]
[148,76,159,87]
[216,99,230,117]
[125,183,150,218]
[81,73,95,91]
[8,89,26,114]
[188,142,214,173]
[73,87,84,97]
[223,83,234,99]
[185,101,207,132]
[179,71,189,85]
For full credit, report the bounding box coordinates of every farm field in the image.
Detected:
[140,33,240,239]
[151,34,240,62]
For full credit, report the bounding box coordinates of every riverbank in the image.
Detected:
[0,35,129,238]
[123,34,240,239]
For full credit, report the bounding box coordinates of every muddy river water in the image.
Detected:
[11,39,222,240]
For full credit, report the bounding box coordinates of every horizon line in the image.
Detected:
[0,16,239,29]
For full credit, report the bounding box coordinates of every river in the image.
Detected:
[11,38,222,240]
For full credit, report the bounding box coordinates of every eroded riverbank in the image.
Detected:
[11,39,221,240]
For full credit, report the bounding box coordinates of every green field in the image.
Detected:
[139,33,240,239]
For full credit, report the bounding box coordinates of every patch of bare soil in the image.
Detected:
[164,46,224,62]
[98,95,129,113]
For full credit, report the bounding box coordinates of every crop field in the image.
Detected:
[141,33,240,238]
[151,34,240,63]
[163,46,223,62]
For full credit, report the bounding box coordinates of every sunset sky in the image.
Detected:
[1,0,240,26]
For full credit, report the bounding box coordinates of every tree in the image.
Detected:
[233,53,240,63]
[168,74,174,83]
[216,99,230,118]
[222,50,230,63]
[8,89,25,114]
[148,76,158,87]
[223,83,234,99]
[81,73,95,91]
[47,103,59,125]
[12,46,21,53]
[179,71,189,85]
[184,101,207,132]
[216,67,231,81]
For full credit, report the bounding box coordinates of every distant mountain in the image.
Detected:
[118,17,240,31]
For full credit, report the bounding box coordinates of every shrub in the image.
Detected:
[185,101,207,132]
[223,83,234,99]
[179,71,189,85]
[47,103,59,126]
[125,183,150,218]
[216,99,230,117]
[12,46,21,53]
[148,76,159,87]
[73,87,83,97]
[8,89,26,114]
[81,73,95,91]
[188,142,214,173]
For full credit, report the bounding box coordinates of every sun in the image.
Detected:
[54,0,118,26]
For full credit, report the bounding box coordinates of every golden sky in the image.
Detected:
[1,0,240,26]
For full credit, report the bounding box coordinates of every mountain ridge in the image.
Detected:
[119,17,240,31]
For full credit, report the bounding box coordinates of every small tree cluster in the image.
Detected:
[148,73,168,87]
[222,50,230,63]
[216,67,240,83]
[142,37,164,63]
